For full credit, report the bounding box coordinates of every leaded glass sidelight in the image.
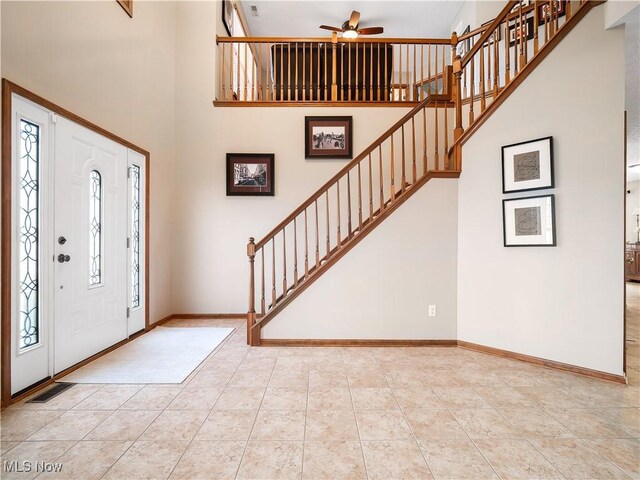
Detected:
[130,165,141,308]
[89,170,103,286]
[18,120,40,349]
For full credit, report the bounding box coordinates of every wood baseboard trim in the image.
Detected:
[260,339,457,347]
[172,313,246,319]
[148,313,245,330]
[259,338,625,383]
[149,314,175,329]
[457,341,626,384]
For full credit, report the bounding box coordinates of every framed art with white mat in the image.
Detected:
[503,194,556,247]
[502,136,553,193]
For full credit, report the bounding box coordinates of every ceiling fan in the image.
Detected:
[320,10,384,38]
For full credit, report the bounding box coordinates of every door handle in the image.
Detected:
[57,254,71,263]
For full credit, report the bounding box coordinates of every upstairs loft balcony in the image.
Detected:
[214,34,455,106]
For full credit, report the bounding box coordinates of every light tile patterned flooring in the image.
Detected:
[1,315,638,480]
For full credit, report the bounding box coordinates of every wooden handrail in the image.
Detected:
[452,0,602,150]
[243,0,602,345]
[458,2,542,42]
[246,73,458,343]
[216,35,451,45]
[254,93,440,251]
[460,1,517,68]
[457,24,488,42]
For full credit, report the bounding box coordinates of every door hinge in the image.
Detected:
[50,112,58,124]
[127,237,130,248]
[127,167,131,179]
[126,307,130,318]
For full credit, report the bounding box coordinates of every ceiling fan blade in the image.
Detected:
[320,24,344,32]
[348,10,361,28]
[357,27,384,35]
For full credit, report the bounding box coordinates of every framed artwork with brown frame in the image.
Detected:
[117,0,133,18]
[305,116,353,159]
[226,153,275,196]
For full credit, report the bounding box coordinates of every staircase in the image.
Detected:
[245,0,603,346]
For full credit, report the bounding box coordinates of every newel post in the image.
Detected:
[331,32,338,101]
[247,237,257,346]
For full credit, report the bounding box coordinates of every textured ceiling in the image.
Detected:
[238,1,465,38]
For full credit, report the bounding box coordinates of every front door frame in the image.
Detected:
[1,79,151,407]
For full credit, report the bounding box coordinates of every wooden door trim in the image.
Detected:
[1,79,151,407]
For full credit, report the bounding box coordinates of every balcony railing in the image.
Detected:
[451,0,591,138]
[215,34,455,106]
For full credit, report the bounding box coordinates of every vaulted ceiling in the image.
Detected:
[238,1,465,38]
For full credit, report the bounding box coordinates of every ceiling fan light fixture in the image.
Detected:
[343,29,358,38]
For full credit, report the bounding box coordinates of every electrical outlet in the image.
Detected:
[428,305,437,317]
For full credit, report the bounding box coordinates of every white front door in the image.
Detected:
[10,94,145,396]
[53,118,129,373]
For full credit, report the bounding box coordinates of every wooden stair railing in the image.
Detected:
[449,0,605,152]
[244,0,603,345]
[245,74,460,345]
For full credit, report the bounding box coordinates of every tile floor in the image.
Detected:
[1,316,638,480]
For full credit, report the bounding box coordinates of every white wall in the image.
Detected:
[605,0,640,28]
[628,181,640,243]
[1,1,177,323]
[263,179,458,340]
[173,1,415,314]
[451,1,503,37]
[457,8,625,375]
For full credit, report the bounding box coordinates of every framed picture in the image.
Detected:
[502,136,554,193]
[226,153,274,196]
[537,0,567,25]
[222,0,233,36]
[456,25,471,57]
[117,0,133,17]
[508,16,535,47]
[305,116,353,159]
[503,194,556,247]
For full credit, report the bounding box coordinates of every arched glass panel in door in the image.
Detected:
[89,170,103,286]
